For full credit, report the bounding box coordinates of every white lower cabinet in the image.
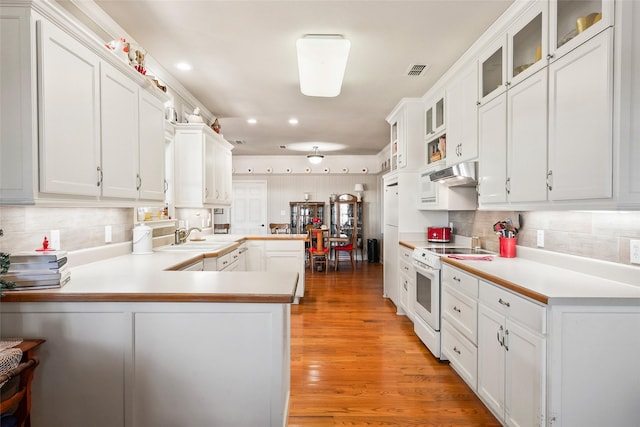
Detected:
[441,265,479,390]
[244,239,305,302]
[397,245,415,320]
[477,281,545,427]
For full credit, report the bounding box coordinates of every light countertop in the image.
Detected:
[2,237,301,304]
[399,243,640,304]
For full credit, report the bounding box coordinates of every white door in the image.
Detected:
[231,180,267,235]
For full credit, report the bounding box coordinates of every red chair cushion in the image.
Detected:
[335,244,353,251]
[309,247,329,254]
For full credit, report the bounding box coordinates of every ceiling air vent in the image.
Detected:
[406,64,430,77]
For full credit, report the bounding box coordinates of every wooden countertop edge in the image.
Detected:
[0,292,295,304]
[441,257,549,304]
[245,236,307,241]
[399,241,416,250]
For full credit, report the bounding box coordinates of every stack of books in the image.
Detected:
[4,251,70,289]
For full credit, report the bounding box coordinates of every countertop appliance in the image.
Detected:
[411,245,493,359]
[427,227,451,243]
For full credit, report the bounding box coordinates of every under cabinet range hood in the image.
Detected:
[429,162,477,186]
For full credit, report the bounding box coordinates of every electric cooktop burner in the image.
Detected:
[427,247,493,255]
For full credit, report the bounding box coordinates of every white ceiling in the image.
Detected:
[92,0,512,156]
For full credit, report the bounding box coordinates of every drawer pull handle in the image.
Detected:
[453,306,461,313]
[453,276,461,282]
[453,346,461,355]
[498,298,510,307]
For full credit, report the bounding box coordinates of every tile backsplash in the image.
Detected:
[450,210,640,266]
[0,207,135,253]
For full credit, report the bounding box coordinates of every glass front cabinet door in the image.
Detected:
[329,194,363,251]
[290,202,325,234]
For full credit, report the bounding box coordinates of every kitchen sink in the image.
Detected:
[156,242,233,252]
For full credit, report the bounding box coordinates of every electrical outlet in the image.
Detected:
[105,225,112,243]
[631,240,640,264]
[50,230,61,250]
[536,230,544,248]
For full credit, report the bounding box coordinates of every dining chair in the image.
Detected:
[334,231,357,271]
[269,223,290,234]
[308,227,329,273]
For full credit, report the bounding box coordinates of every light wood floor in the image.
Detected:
[289,262,500,426]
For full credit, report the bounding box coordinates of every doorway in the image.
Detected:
[231,180,268,235]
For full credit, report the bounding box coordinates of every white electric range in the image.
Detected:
[411,245,494,359]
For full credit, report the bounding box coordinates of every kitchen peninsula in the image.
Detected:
[0,245,299,427]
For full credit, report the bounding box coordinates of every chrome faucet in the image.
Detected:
[174,227,202,245]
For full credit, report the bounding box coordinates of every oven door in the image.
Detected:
[413,260,440,332]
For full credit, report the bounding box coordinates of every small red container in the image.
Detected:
[427,227,451,243]
[499,237,517,258]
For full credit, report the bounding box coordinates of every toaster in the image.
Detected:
[427,226,451,243]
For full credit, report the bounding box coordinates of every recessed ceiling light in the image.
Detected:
[247,118,257,124]
[288,118,299,125]
[175,62,192,71]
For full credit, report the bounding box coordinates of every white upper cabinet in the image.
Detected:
[478,35,508,106]
[479,1,547,106]
[38,18,101,198]
[549,0,614,62]
[0,3,169,205]
[446,61,478,166]
[547,28,613,201]
[386,99,425,171]
[507,69,548,203]
[425,92,445,139]
[138,90,167,201]
[174,124,233,208]
[478,94,507,205]
[100,62,140,199]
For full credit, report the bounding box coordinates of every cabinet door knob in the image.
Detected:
[96,166,103,187]
[505,177,511,195]
[504,329,510,351]
[547,170,553,191]
[136,174,142,191]
[497,325,504,347]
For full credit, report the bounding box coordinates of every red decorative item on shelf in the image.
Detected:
[35,236,50,251]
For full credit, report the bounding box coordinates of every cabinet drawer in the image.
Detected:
[399,246,413,263]
[442,319,477,391]
[398,258,414,277]
[442,265,479,297]
[479,280,546,334]
[442,285,478,344]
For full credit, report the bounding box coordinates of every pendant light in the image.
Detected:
[307,146,324,164]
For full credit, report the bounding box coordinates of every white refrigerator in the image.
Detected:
[383,182,399,305]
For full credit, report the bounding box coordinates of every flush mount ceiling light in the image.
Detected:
[296,34,350,97]
[288,118,299,125]
[175,62,192,71]
[247,118,257,124]
[307,146,324,164]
